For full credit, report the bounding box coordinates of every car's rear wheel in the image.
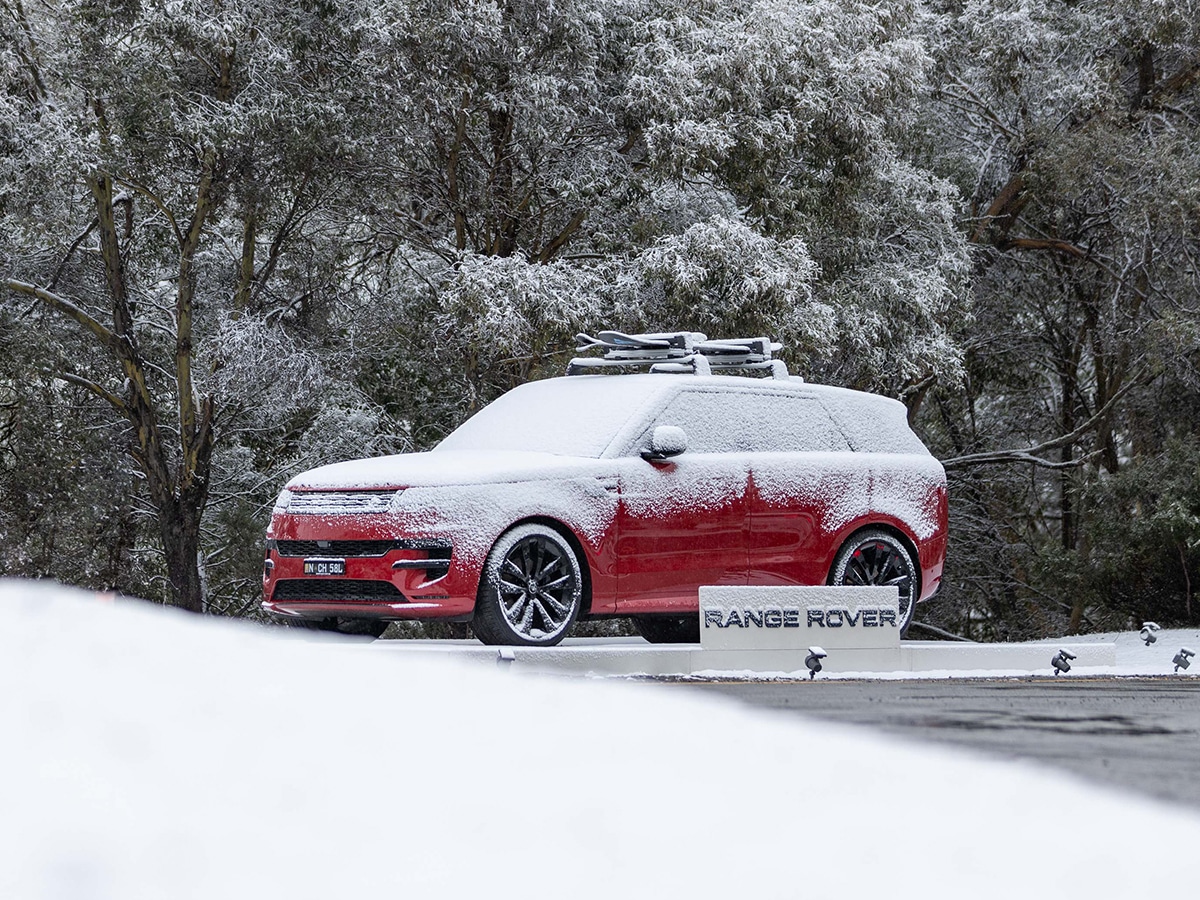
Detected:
[829,529,919,634]
[632,615,700,644]
[472,523,583,646]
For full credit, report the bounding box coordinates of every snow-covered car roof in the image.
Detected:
[435,374,927,458]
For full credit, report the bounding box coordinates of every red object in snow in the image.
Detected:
[263,354,947,646]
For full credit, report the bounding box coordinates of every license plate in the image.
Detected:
[304,558,346,576]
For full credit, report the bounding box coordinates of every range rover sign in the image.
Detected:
[698,586,901,651]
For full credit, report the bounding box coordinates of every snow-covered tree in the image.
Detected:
[918,0,1200,635]
[353,0,970,441]
[3,0,980,622]
[0,0,391,611]
[625,0,970,393]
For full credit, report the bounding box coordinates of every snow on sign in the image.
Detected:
[699,585,901,651]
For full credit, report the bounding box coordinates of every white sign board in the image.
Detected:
[698,586,901,651]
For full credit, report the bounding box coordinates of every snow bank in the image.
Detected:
[4,579,1200,900]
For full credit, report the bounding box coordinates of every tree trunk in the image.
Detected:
[1180,541,1193,622]
[159,500,206,613]
[1060,355,1085,634]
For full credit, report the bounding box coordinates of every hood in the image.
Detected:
[285,449,607,491]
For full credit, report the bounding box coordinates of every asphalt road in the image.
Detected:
[687,677,1200,810]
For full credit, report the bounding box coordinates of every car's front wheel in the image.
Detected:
[333,618,389,638]
[828,529,919,634]
[292,617,388,638]
[472,523,583,646]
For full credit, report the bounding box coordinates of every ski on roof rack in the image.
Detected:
[567,330,791,380]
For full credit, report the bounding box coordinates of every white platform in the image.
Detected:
[367,637,1118,679]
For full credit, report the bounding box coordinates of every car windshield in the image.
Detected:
[436,376,665,458]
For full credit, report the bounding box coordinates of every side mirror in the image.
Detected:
[641,425,688,461]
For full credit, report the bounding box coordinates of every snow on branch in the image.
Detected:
[941,378,1140,470]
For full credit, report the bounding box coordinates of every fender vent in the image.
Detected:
[286,491,398,515]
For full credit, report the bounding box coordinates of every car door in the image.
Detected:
[614,388,751,612]
[744,393,863,586]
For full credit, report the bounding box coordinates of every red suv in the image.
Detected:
[263,332,947,644]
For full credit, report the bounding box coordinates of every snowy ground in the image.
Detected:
[4,578,1200,900]
[1027,626,1200,671]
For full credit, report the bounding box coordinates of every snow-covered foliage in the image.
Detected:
[436,255,608,361]
[629,218,827,351]
[630,0,930,172]
[912,0,1200,637]
[615,0,970,389]
[345,0,971,441]
[11,0,1197,635]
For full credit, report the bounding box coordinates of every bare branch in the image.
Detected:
[5,0,48,103]
[4,279,117,350]
[250,171,314,306]
[538,209,587,263]
[55,371,129,415]
[111,175,184,246]
[1000,237,1088,259]
[49,217,100,290]
[907,621,975,642]
[177,148,218,466]
[942,377,1140,470]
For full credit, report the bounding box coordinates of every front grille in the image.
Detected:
[275,539,451,558]
[286,491,397,515]
[272,579,406,603]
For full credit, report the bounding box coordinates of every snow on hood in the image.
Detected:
[286,449,604,491]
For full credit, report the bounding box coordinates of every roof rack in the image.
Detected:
[567,330,792,380]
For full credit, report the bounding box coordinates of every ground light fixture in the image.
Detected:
[805,647,827,680]
[1173,648,1195,673]
[1140,622,1161,646]
[1051,649,1076,675]
[496,647,516,669]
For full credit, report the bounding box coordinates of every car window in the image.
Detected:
[649,389,851,454]
[749,394,852,452]
[436,376,666,458]
[820,391,929,454]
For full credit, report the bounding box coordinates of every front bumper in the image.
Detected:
[261,537,477,621]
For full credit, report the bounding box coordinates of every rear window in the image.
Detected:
[820,391,929,455]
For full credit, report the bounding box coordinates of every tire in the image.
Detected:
[472,523,584,646]
[333,618,389,638]
[828,529,920,635]
[291,617,387,638]
[632,615,700,644]
[291,617,339,632]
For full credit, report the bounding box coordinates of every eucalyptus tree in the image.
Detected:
[625,0,970,396]
[921,0,1200,633]
[2,0,978,621]
[354,0,970,442]
[0,0,384,611]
